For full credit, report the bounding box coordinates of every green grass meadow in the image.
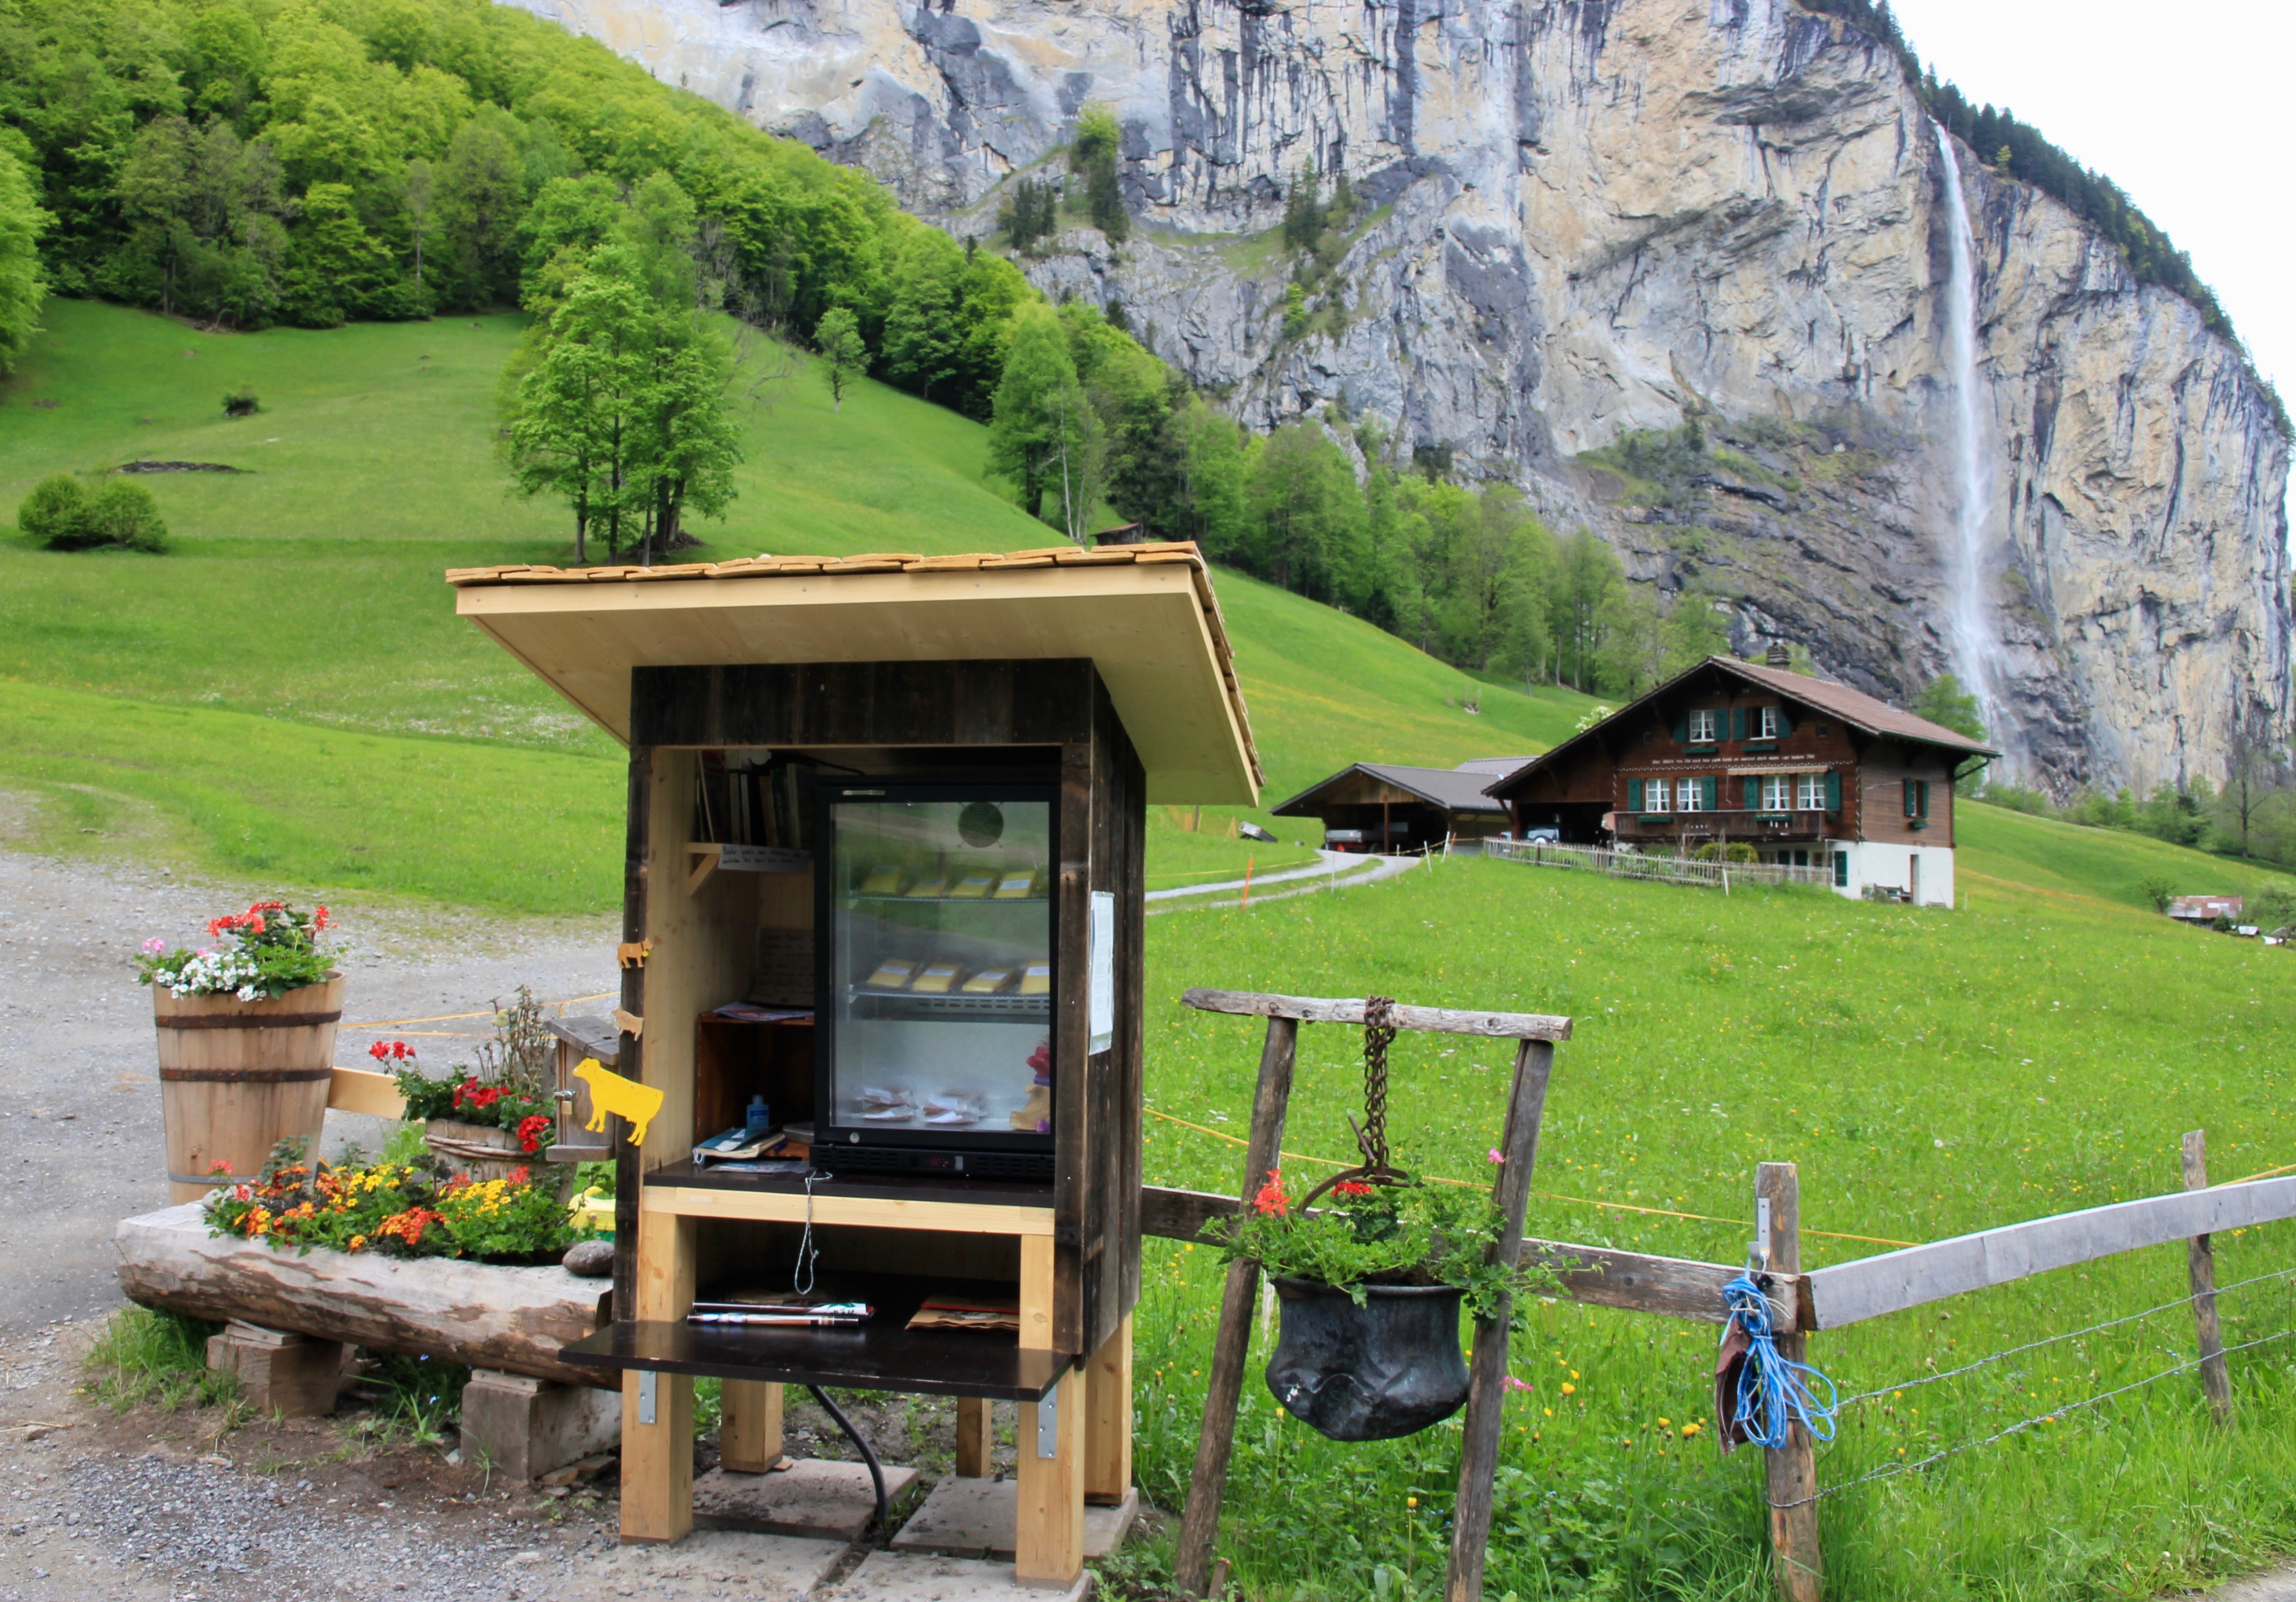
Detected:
[10,299,2296,1597]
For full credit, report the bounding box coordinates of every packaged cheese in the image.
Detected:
[858,865,904,896]
[863,958,918,991]
[962,966,1015,995]
[948,872,996,899]
[904,876,948,898]
[993,871,1037,899]
[910,962,961,994]
[1018,961,1052,997]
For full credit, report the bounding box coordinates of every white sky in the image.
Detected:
[1887,0,2296,454]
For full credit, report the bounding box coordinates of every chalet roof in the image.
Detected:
[445,542,1261,804]
[1451,756,1540,775]
[1482,655,1998,798]
[1270,762,1516,818]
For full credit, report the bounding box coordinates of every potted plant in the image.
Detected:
[137,902,344,1203]
[1206,1166,1557,1442]
[389,987,560,1185]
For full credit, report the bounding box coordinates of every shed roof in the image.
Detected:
[447,542,1260,804]
[1482,655,1998,798]
[1270,762,1517,818]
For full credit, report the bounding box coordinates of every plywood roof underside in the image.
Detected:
[448,543,1261,805]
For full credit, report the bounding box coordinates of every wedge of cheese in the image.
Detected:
[863,958,918,991]
[1018,961,1052,997]
[910,962,961,994]
[962,966,1015,995]
[948,872,996,899]
[992,871,1037,899]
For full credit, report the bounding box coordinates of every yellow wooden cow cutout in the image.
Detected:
[573,1057,662,1147]
[617,940,652,969]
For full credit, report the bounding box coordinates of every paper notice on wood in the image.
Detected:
[1089,890,1114,1055]
[752,928,814,1007]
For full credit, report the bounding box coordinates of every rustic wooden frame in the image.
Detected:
[1165,989,1571,1602]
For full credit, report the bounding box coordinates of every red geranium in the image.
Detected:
[515,1114,553,1154]
[1251,1168,1288,1217]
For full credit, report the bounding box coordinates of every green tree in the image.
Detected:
[814,306,865,413]
[1551,529,1625,690]
[986,302,1088,522]
[881,236,963,403]
[0,146,50,375]
[435,108,525,308]
[503,253,655,562]
[1068,107,1127,242]
[1913,673,1986,741]
[1174,397,1248,559]
[1282,165,1323,254]
[1663,592,1728,674]
[281,182,397,326]
[635,320,742,554]
[1247,421,1362,599]
[16,476,89,546]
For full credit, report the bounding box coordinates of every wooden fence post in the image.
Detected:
[2181,1130,2232,1424]
[1758,1162,1821,1602]
[1174,1015,1298,1598]
[1444,1039,1556,1602]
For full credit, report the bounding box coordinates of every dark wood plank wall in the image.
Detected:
[1855,739,1961,846]
[611,746,653,1319]
[626,658,1145,1359]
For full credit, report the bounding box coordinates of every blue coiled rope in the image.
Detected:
[1724,1272,1838,1449]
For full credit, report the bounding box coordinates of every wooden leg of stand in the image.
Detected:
[1084,1313,1132,1505]
[1016,1366,1085,1585]
[955,1396,993,1479]
[720,1380,784,1473]
[620,1207,695,1543]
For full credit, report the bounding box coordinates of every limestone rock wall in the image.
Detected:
[509,0,2290,795]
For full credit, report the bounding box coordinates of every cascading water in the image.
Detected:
[1932,122,2007,752]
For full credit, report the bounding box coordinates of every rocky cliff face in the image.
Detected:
[511,0,2290,796]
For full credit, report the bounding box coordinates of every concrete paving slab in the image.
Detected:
[820,1548,1092,1601]
[693,1456,920,1541]
[579,1528,847,1599]
[889,1478,1138,1559]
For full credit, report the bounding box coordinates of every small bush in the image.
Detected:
[223,388,259,417]
[16,473,167,551]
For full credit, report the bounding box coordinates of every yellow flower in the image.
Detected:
[1680,1422,1700,1438]
[1561,1383,1576,1396]
[348,1234,367,1251]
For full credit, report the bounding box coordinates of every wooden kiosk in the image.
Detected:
[448,546,1259,1586]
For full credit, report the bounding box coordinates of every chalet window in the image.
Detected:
[1689,709,1717,743]
[1903,778,1931,818]
[1755,706,1784,739]
[1676,777,1705,813]
[1795,772,1829,810]
[1635,778,1668,814]
[1760,774,1793,811]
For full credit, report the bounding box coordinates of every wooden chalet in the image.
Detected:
[1482,650,1997,906]
[1270,760,1524,852]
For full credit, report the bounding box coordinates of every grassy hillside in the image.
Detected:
[0,299,1602,908]
[1138,852,2296,1600]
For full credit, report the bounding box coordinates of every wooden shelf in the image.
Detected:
[643,1161,1055,1235]
[560,1278,1071,1400]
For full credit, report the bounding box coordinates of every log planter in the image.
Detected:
[116,1202,613,1389]
[155,975,344,1205]
[424,1117,539,1184]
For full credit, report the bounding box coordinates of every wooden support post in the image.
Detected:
[1174,1015,1298,1598]
[2182,1130,2232,1424]
[1015,1232,1084,1586]
[1759,1163,1821,1602]
[1444,1039,1555,1602]
[954,1396,994,1479]
[1084,1312,1133,1505]
[719,1380,784,1473]
[620,1206,696,1544]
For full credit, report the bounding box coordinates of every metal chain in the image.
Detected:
[1361,995,1397,1171]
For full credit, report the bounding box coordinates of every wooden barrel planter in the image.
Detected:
[424,1117,536,1184]
[155,974,344,1204]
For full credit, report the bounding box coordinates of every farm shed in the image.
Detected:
[445,542,1259,1588]
[1269,761,1520,852]
[1482,650,1996,906]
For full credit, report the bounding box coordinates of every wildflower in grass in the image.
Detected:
[1503,1376,1532,1392]
[1561,1382,1576,1395]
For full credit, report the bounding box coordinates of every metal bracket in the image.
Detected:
[638,1370,658,1426]
[1754,1195,1773,1271]
[1035,1382,1058,1458]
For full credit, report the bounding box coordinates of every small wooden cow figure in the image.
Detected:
[573,1057,662,1146]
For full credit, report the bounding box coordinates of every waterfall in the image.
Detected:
[1932,122,2005,749]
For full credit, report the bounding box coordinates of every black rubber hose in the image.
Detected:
[808,1384,888,1535]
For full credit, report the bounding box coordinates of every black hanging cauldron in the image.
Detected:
[1265,1276,1471,1441]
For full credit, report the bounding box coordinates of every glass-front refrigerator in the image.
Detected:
[814,779,1057,1179]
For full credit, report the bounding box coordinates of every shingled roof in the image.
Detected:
[1271,762,1516,818]
[446,541,1264,802]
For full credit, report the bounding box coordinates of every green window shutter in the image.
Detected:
[1825,770,1841,812]
[1671,711,1688,743]
[1628,778,1642,811]
[1835,852,1849,887]
[1743,776,1759,810]
[1902,778,1914,815]
[1778,705,1795,737]
[1731,706,1746,741]
[1918,780,1930,817]
[1702,776,1717,811]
